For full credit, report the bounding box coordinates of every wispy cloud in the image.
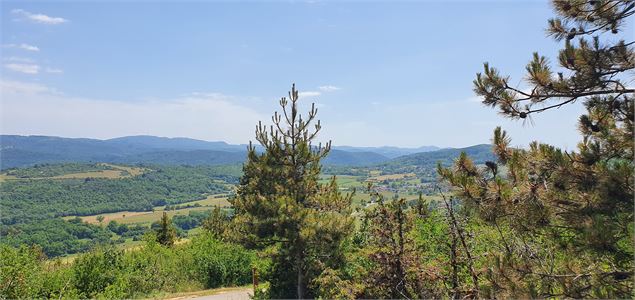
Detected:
[11,9,68,25]
[3,43,40,51]
[3,57,35,63]
[318,85,340,92]
[4,63,40,74]
[0,80,56,95]
[1,80,266,143]
[45,68,64,74]
[298,91,321,98]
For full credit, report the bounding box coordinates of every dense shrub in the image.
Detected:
[0,245,44,299]
[0,234,259,299]
[189,233,257,288]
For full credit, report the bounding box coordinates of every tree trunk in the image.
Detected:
[297,256,304,299]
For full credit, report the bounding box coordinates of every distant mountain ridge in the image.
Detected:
[0,135,393,169]
[332,145,440,158]
[0,135,491,169]
[382,144,495,168]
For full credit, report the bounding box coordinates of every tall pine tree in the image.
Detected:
[439,1,633,297]
[231,84,354,299]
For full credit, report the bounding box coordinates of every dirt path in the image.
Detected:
[165,287,252,300]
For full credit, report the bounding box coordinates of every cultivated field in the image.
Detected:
[0,163,146,181]
[114,207,212,225]
[67,194,231,225]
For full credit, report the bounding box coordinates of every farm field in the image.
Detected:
[319,174,366,189]
[115,206,212,225]
[0,174,17,182]
[0,163,146,181]
[67,194,231,226]
[163,194,231,209]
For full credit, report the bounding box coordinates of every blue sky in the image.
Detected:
[2,0,621,149]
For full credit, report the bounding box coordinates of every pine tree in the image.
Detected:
[202,206,226,240]
[231,84,354,299]
[359,191,445,299]
[439,1,633,297]
[155,212,176,247]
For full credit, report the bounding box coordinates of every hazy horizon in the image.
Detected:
[1,133,467,150]
[1,1,615,150]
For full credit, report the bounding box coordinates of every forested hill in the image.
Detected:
[0,135,391,168]
[384,144,495,168]
[0,135,491,169]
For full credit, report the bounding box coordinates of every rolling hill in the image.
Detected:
[0,135,492,169]
[0,135,392,168]
[382,144,495,168]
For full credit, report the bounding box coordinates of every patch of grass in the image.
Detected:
[319,175,365,189]
[101,207,212,225]
[182,195,231,208]
[64,194,230,226]
[0,174,17,182]
[0,163,147,181]
[63,210,153,225]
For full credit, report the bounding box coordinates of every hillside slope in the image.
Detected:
[1,135,392,168]
[384,144,494,168]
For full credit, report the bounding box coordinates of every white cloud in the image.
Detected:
[0,80,267,144]
[4,63,40,74]
[0,80,55,95]
[12,9,68,25]
[3,43,40,51]
[3,57,35,63]
[298,91,321,98]
[45,68,63,74]
[318,85,340,92]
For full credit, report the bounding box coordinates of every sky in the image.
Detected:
[1,0,626,149]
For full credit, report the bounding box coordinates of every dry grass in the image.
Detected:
[116,207,213,225]
[64,210,153,224]
[64,194,230,226]
[50,169,128,179]
[102,163,146,176]
[0,163,147,181]
[0,174,17,182]
[184,195,231,207]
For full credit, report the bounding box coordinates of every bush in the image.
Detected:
[72,247,125,298]
[0,245,43,299]
[188,233,256,288]
[1,234,257,299]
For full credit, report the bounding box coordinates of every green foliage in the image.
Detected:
[155,212,177,247]
[0,245,44,299]
[173,210,212,230]
[1,233,255,299]
[0,164,231,225]
[231,84,355,298]
[189,233,257,288]
[0,164,234,257]
[72,247,125,298]
[354,196,446,299]
[0,218,113,257]
[438,1,634,297]
[4,163,114,178]
[202,206,228,239]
